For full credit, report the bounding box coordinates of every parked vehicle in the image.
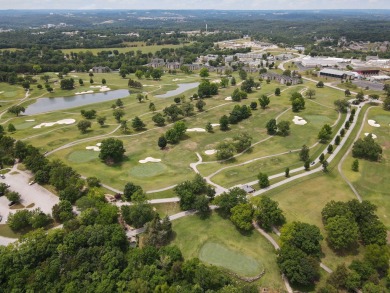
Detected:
[0,174,5,179]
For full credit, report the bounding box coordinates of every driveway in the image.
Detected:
[0,168,59,223]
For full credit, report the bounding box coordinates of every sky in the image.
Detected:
[0,0,389,10]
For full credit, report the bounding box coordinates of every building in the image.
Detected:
[300,56,350,68]
[261,72,301,85]
[91,66,110,73]
[353,68,380,77]
[318,68,348,79]
[166,62,181,70]
[148,58,165,68]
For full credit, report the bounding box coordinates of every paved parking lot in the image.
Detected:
[0,168,59,223]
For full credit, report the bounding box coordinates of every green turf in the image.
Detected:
[0,224,19,238]
[199,242,263,277]
[171,213,284,289]
[67,150,99,163]
[129,163,167,178]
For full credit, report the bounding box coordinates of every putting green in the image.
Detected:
[15,121,36,130]
[129,163,167,178]
[67,150,99,163]
[199,242,263,277]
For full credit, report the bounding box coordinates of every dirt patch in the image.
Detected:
[184,141,198,151]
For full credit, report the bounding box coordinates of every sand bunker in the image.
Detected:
[212,79,221,83]
[225,96,232,101]
[25,119,35,122]
[0,91,4,94]
[205,149,217,155]
[211,123,220,127]
[33,119,76,129]
[365,133,378,139]
[86,142,102,152]
[172,78,184,82]
[90,85,111,92]
[292,116,307,125]
[368,120,380,127]
[75,90,94,95]
[187,128,206,132]
[139,157,161,164]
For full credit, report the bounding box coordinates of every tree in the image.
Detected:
[280,221,323,257]
[199,67,209,78]
[266,118,277,135]
[163,104,183,121]
[285,167,290,178]
[97,116,106,127]
[7,123,16,132]
[322,160,329,172]
[120,120,129,133]
[60,78,75,90]
[299,145,310,162]
[291,95,305,112]
[321,201,352,224]
[239,70,247,80]
[258,172,269,189]
[152,113,165,126]
[335,135,341,145]
[219,115,229,131]
[151,68,163,80]
[216,141,236,160]
[305,89,316,99]
[135,70,143,79]
[86,177,101,187]
[277,245,320,286]
[258,94,270,109]
[52,200,74,222]
[352,135,382,161]
[327,144,334,154]
[220,77,229,88]
[6,191,21,203]
[345,121,350,129]
[79,78,83,85]
[158,136,167,149]
[383,96,390,111]
[356,90,365,102]
[253,196,285,231]
[143,215,173,248]
[101,78,106,85]
[334,99,350,113]
[90,78,94,84]
[230,203,253,231]
[121,202,156,229]
[7,105,25,117]
[81,109,97,119]
[250,101,257,110]
[77,120,91,134]
[194,195,210,218]
[113,108,125,123]
[137,94,144,103]
[345,89,351,96]
[99,138,125,164]
[304,160,310,171]
[231,76,236,86]
[277,121,291,136]
[316,81,324,88]
[181,102,194,117]
[364,244,390,276]
[213,187,247,217]
[195,99,206,111]
[149,102,156,112]
[231,88,246,101]
[352,159,359,172]
[241,77,255,93]
[205,122,213,133]
[132,116,145,131]
[318,124,332,143]
[275,87,281,96]
[325,215,359,251]
[123,182,143,201]
[7,210,32,231]
[340,129,345,137]
[116,98,124,108]
[233,132,252,152]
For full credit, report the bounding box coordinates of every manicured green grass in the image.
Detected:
[151,202,181,217]
[171,213,284,289]
[0,224,19,239]
[262,171,363,270]
[129,163,168,178]
[341,106,390,228]
[199,242,263,277]
[67,150,99,163]
[60,43,186,56]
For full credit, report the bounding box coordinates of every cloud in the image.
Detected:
[1,0,390,9]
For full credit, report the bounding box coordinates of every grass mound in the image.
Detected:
[199,242,263,277]
[68,150,99,163]
[129,163,167,178]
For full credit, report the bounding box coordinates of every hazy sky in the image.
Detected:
[0,0,389,10]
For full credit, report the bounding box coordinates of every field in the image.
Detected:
[171,212,284,289]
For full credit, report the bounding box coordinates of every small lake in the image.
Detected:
[24,89,130,115]
[155,82,199,98]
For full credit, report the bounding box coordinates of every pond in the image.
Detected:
[155,82,199,98]
[24,89,130,115]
